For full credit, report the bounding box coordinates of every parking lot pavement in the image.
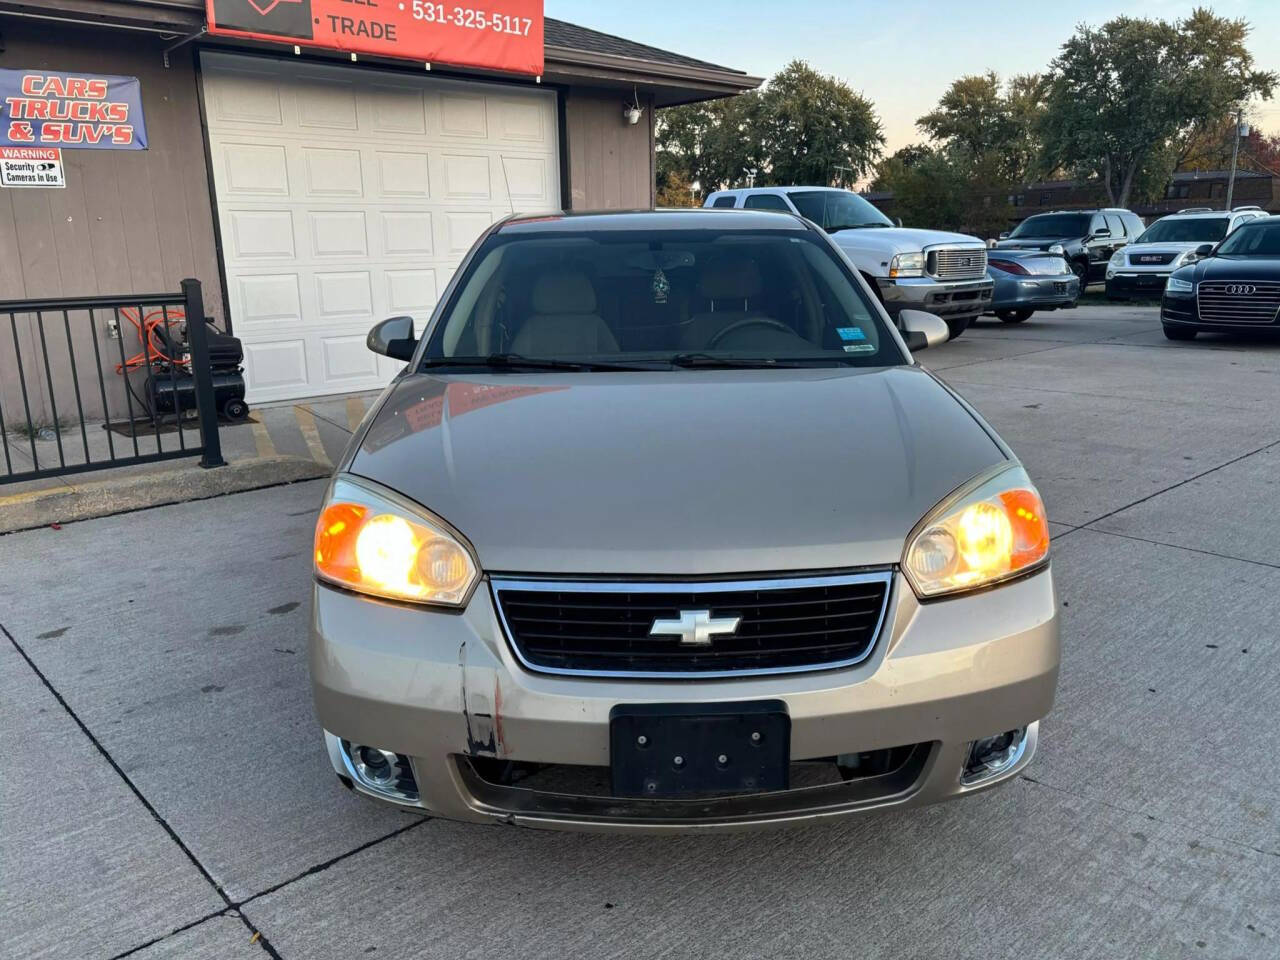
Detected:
[2,304,1279,959]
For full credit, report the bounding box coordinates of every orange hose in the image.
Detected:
[113,306,190,375]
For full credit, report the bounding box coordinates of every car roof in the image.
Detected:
[496,208,811,234]
[1155,210,1235,219]
[710,186,853,197]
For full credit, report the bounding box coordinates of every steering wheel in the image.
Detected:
[707,318,796,349]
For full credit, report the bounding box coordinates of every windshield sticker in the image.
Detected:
[836,327,867,342]
[842,343,877,354]
[652,267,669,304]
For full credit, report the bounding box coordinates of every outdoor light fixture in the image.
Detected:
[624,86,644,125]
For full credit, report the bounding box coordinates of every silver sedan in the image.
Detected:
[310,209,1059,832]
[986,250,1081,323]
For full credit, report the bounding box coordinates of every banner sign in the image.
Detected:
[206,0,544,76]
[0,69,147,150]
[0,147,65,188]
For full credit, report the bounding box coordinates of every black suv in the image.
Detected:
[995,209,1146,285]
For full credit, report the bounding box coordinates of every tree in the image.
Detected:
[873,146,1014,239]
[1039,9,1276,207]
[756,61,884,186]
[655,60,884,199]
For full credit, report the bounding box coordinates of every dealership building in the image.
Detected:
[0,1,757,408]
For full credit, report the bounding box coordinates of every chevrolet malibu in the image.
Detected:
[311,209,1059,832]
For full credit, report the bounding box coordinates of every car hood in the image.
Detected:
[995,238,1077,252]
[350,367,1006,576]
[831,227,984,256]
[1192,256,1280,281]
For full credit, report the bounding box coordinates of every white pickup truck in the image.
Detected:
[704,187,993,339]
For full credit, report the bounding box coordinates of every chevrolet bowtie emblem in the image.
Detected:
[649,609,741,646]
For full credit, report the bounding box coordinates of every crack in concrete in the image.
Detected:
[3,622,283,958]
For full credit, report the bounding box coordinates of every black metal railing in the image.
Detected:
[0,279,226,484]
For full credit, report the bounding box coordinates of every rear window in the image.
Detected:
[711,195,738,209]
[743,194,792,211]
[422,227,906,369]
[1137,217,1230,244]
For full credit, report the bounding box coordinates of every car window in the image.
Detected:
[1090,215,1107,236]
[1123,214,1145,236]
[711,195,738,209]
[743,194,792,211]
[1216,220,1280,256]
[423,227,906,368]
[1104,214,1125,237]
[787,191,893,231]
[1136,217,1230,244]
[1008,213,1092,238]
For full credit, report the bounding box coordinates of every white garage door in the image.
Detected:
[201,53,560,402]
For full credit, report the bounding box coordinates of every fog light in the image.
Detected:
[342,740,420,803]
[962,725,1030,785]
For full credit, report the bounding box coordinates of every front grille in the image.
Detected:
[492,572,892,678]
[1196,281,1280,324]
[1129,251,1177,266]
[927,246,988,280]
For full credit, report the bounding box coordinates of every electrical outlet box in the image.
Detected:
[106,317,120,340]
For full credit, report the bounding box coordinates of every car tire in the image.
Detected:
[1162,324,1197,341]
[945,317,970,340]
[1070,259,1089,285]
[997,309,1034,323]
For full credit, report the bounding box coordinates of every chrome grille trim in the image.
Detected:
[926,245,988,281]
[490,571,895,679]
[1196,280,1280,324]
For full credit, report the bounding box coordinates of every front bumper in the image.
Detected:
[1107,272,1171,299]
[877,277,994,319]
[991,275,1080,311]
[311,567,1059,832]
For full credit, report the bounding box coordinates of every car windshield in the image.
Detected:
[1215,220,1280,257]
[1137,217,1230,244]
[1008,214,1092,238]
[421,226,905,369]
[788,191,893,232]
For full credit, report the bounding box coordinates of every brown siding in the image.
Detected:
[563,88,654,210]
[0,20,222,423]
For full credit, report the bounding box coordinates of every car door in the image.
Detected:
[1087,214,1115,279]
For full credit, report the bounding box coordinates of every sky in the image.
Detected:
[546,0,1280,155]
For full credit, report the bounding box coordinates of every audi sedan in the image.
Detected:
[310,209,1059,832]
[1161,216,1280,340]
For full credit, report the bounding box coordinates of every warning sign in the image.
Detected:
[0,146,65,188]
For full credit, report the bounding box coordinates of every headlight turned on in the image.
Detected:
[314,475,479,607]
[903,465,1050,599]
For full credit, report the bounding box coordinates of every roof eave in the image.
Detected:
[544,45,762,105]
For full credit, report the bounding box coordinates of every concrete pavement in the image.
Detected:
[2,305,1278,959]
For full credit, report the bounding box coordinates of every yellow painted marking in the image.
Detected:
[346,396,366,433]
[294,405,332,466]
[250,417,277,460]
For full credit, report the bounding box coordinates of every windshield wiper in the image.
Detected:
[670,353,855,369]
[828,223,891,233]
[421,353,653,372]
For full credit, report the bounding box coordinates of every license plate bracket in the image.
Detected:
[609,701,790,799]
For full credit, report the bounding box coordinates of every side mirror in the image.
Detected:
[899,309,950,351]
[368,316,417,361]
[1194,243,1216,258]
[998,231,1010,240]
[1092,227,1111,238]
